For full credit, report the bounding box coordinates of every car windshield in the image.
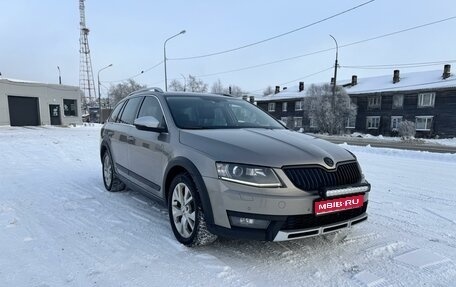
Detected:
[166,96,285,130]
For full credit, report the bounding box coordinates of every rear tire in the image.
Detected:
[102,149,125,192]
[168,173,217,247]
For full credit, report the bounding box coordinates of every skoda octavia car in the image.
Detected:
[100,87,370,246]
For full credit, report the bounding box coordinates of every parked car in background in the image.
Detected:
[100,88,371,246]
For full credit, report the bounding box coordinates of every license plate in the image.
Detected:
[314,195,364,215]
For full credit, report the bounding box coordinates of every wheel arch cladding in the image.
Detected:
[164,157,214,226]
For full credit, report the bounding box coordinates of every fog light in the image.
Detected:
[229,216,270,229]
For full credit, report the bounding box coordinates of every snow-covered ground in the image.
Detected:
[1,126,456,287]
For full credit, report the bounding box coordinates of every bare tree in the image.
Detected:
[211,79,224,94]
[226,84,244,96]
[305,84,356,135]
[211,79,244,96]
[263,86,274,96]
[398,120,416,139]
[187,75,208,93]
[108,79,146,106]
[168,79,185,91]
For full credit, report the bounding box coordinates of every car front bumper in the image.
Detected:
[202,176,369,241]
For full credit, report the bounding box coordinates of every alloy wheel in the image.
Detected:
[103,153,112,188]
[171,182,196,238]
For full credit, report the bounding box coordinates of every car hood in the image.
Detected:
[179,129,355,168]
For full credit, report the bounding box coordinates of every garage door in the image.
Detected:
[7,96,40,126]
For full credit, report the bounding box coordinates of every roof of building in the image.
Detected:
[345,69,456,94]
[255,68,455,102]
[0,77,81,91]
[255,89,306,102]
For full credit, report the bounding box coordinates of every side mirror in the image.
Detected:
[134,116,167,133]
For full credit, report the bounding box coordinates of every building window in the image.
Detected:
[280,117,288,126]
[309,116,317,128]
[282,102,288,112]
[368,96,381,108]
[293,117,302,128]
[63,99,77,116]
[418,92,435,108]
[366,116,380,129]
[268,102,276,112]
[391,116,403,131]
[415,116,433,131]
[295,100,304,111]
[392,95,404,109]
[346,115,356,128]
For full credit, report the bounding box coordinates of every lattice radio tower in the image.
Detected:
[79,0,96,110]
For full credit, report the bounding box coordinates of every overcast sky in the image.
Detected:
[1,0,455,95]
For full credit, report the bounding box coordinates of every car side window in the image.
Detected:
[137,96,165,125]
[119,97,143,125]
[108,101,125,122]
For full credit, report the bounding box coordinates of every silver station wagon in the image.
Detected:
[100,88,370,246]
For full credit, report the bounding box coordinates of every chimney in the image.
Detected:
[283,87,287,91]
[299,81,304,92]
[393,70,400,83]
[443,64,451,79]
[275,86,280,94]
[249,96,255,103]
[351,75,358,86]
[330,77,334,85]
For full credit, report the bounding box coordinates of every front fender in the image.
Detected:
[163,157,214,226]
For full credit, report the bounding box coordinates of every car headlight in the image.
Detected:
[216,163,282,187]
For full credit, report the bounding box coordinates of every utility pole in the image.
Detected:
[97,64,113,123]
[329,35,339,115]
[164,30,186,91]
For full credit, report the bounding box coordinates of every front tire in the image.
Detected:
[102,149,125,192]
[168,173,217,247]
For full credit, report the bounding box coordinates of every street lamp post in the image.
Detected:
[97,64,113,123]
[329,35,339,115]
[164,30,186,91]
[57,66,62,84]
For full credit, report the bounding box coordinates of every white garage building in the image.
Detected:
[0,78,83,126]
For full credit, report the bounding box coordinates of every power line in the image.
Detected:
[123,16,456,89]
[342,60,456,70]
[339,16,456,49]
[168,0,375,61]
[103,61,163,84]
[248,67,334,93]
[194,52,333,78]
[176,16,456,80]
[279,67,334,86]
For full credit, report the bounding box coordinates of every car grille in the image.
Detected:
[281,202,368,231]
[283,161,361,191]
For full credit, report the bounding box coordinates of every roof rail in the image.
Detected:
[130,87,164,95]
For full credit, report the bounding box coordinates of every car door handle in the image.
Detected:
[127,136,135,144]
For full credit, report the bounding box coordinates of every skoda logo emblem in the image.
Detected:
[324,157,334,167]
